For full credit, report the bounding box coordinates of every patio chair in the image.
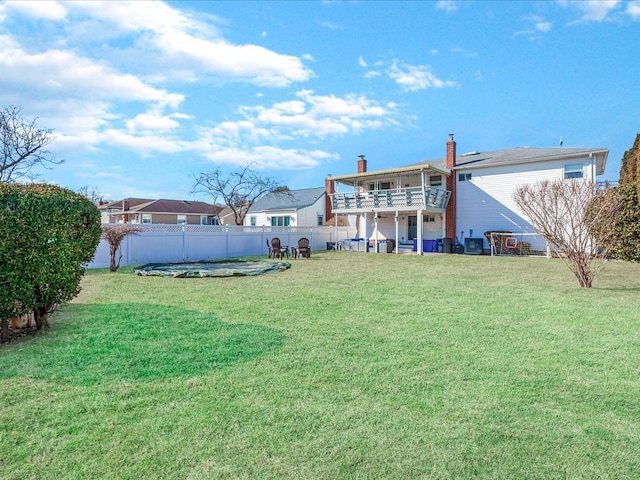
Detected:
[271,237,289,259]
[297,237,311,258]
[266,238,275,258]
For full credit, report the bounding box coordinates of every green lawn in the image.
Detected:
[2,252,640,479]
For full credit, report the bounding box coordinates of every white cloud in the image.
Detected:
[536,20,552,32]
[561,0,622,24]
[0,43,184,107]
[99,129,186,155]
[436,1,458,13]
[3,0,68,21]
[514,15,552,38]
[5,1,313,88]
[364,70,381,79]
[627,0,640,18]
[451,47,478,58]
[188,91,398,170]
[126,112,191,134]
[387,61,458,91]
[202,146,335,170]
[318,20,343,30]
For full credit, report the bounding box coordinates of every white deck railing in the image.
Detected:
[332,186,450,212]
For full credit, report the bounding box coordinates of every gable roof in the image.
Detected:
[99,198,153,210]
[101,198,219,215]
[249,187,326,212]
[329,146,608,184]
[413,147,608,174]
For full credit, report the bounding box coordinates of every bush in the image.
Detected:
[0,183,101,337]
[588,183,640,263]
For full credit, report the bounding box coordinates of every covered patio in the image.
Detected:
[327,160,453,254]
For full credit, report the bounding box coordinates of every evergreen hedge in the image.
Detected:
[0,183,101,338]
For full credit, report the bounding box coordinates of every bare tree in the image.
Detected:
[514,179,614,288]
[1,105,61,182]
[101,224,142,272]
[77,185,107,205]
[192,165,290,225]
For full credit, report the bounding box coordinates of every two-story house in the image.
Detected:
[327,135,608,254]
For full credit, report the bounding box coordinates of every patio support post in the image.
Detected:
[421,170,428,209]
[394,210,399,254]
[417,209,423,255]
[373,213,379,253]
[334,210,338,250]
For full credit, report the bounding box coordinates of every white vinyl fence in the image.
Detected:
[88,225,357,269]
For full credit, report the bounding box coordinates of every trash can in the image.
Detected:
[437,239,443,253]
[442,238,452,253]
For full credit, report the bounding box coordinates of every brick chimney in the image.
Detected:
[325,176,334,223]
[445,133,456,169]
[444,134,457,242]
[357,154,367,173]
[122,199,131,223]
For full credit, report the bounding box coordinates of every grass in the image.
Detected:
[1,252,640,479]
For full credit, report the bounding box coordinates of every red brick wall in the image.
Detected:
[325,177,334,221]
[445,136,456,241]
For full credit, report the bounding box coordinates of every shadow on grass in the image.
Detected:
[0,303,284,385]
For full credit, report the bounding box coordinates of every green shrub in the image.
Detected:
[0,183,101,336]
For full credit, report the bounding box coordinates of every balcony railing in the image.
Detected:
[331,186,451,212]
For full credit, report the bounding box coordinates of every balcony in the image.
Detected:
[331,186,451,213]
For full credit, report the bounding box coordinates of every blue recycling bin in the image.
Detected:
[412,239,438,252]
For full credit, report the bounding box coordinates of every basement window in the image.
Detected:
[458,173,472,182]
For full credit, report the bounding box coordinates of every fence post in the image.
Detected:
[182,225,186,261]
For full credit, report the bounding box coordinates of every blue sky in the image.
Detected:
[1,0,638,202]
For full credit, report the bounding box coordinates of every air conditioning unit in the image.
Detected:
[464,237,483,255]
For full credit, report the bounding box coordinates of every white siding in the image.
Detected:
[245,194,326,227]
[456,157,594,248]
[297,195,326,226]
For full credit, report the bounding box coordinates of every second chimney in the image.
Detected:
[357,154,367,173]
[445,134,456,169]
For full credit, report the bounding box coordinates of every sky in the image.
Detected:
[0,0,638,203]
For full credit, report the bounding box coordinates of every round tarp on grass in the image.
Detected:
[134,259,291,278]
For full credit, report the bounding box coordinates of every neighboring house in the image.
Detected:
[245,187,329,227]
[327,135,608,253]
[217,205,249,225]
[99,198,220,225]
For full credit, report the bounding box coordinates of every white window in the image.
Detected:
[423,215,436,223]
[429,175,442,187]
[317,214,324,226]
[271,216,290,227]
[177,215,187,225]
[564,163,583,179]
[458,172,472,182]
[250,216,256,226]
[141,213,152,224]
[200,215,208,225]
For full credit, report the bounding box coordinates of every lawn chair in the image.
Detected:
[297,237,311,258]
[271,237,289,259]
[266,238,275,258]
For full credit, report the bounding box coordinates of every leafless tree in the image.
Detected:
[0,105,61,182]
[514,179,616,288]
[77,185,107,205]
[192,165,290,225]
[101,224,143,272]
